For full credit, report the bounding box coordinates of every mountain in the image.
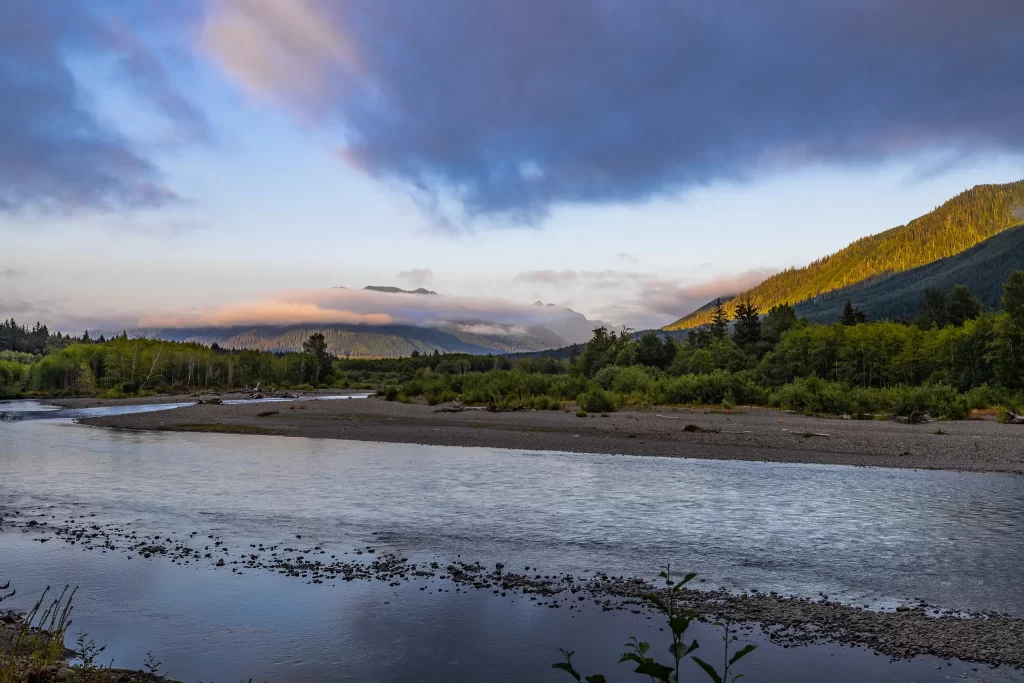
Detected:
[665,180,1024,330]
[147,322,569,357]
[794,223,1024,323]
[363,286,438,295]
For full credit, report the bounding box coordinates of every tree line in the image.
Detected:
[4,272,1024,419]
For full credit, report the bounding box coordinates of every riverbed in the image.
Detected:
[2,400,1023,682]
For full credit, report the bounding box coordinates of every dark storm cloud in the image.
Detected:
[0,2,207,213]
[206,0,1024,223]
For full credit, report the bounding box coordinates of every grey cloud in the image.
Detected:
[0,268,24,278]
[205,0,1024,224]
[0,2,208,213]
[617,253,639,264]
[397,268,434,286]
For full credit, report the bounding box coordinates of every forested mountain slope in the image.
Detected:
[795,224,1024,323]
[666,180,1024,329]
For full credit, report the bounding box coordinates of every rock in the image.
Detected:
[216,559,225,567]
[55,667,74,681]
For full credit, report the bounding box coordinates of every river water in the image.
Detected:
[1,400,1022,682]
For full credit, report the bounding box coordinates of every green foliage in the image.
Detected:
[577,388,616,413]
[1003,270,1024,327]
[731,299,761,350]
[709,299,730,340]
[301,332,334,385]
[554,566,755,683]
[668,180,1024,330]
[761,304,797,344]
[946,285,982,326]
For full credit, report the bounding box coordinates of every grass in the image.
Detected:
[1,584,76,683]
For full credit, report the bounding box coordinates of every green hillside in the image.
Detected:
[665,180,1024,330]
[795,223,1024,323]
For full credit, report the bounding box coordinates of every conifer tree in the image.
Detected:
[839,300,866,326]
[710,298,730,340]
[732,298,761,349]
[946,285,982,326]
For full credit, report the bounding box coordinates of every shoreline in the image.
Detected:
[3,508,1023,670]
[67,394,1024,474]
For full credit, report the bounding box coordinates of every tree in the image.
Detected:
[301,332,333,384]
[1003,270,1024,327]
[946,285,982,326]
[709,299,730,340]
[915,287,949,329]
[762,303,798,344]
[731,298,761,350]
[839,300,866,326]
[634,332,677,369]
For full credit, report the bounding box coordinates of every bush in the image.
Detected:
[577,388,615,413]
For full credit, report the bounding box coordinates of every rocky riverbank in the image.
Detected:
[4,505,1023,670]
[74,394,1024,473]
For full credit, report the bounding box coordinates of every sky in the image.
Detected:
[2,0,1023,334]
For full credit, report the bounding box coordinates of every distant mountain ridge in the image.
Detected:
[665,180,1024,330]
[794,223,1024,323]
[363,286,438,295]
[142,295,606,357]
[147,322,567,357]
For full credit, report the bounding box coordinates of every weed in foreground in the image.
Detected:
[554,566,756,683]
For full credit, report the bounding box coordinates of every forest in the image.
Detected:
[668,180,1024,329]
[5,272,1024,421]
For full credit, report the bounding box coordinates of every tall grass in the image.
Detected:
[1,585,75,683]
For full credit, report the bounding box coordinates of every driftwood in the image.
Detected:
[434,402,486,413]
[196,397,223,405]
[1007,411,1024,425]
[897,411,934,424]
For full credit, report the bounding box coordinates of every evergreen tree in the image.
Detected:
[302,332,333,384]
[762,303,798,344]
[82,329,91,342]
[709,299,730,340]
[946,285,982,326]
[1003,270,1024,327]
[916,287,949,329]
[839,300,867,326]
[731,298,761,349]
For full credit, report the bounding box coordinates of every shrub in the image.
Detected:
[577,388,615,413]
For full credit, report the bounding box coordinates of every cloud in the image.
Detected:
[204,0,1024,223]
[450,323,530,336]
[138,287,593,331]
[0,2,207,213]
[397,268,434,286]
[616,252,639,264]
[0,268,24,278]
[597,270,777,329]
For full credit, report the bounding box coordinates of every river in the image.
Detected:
[1,399,1022,682]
